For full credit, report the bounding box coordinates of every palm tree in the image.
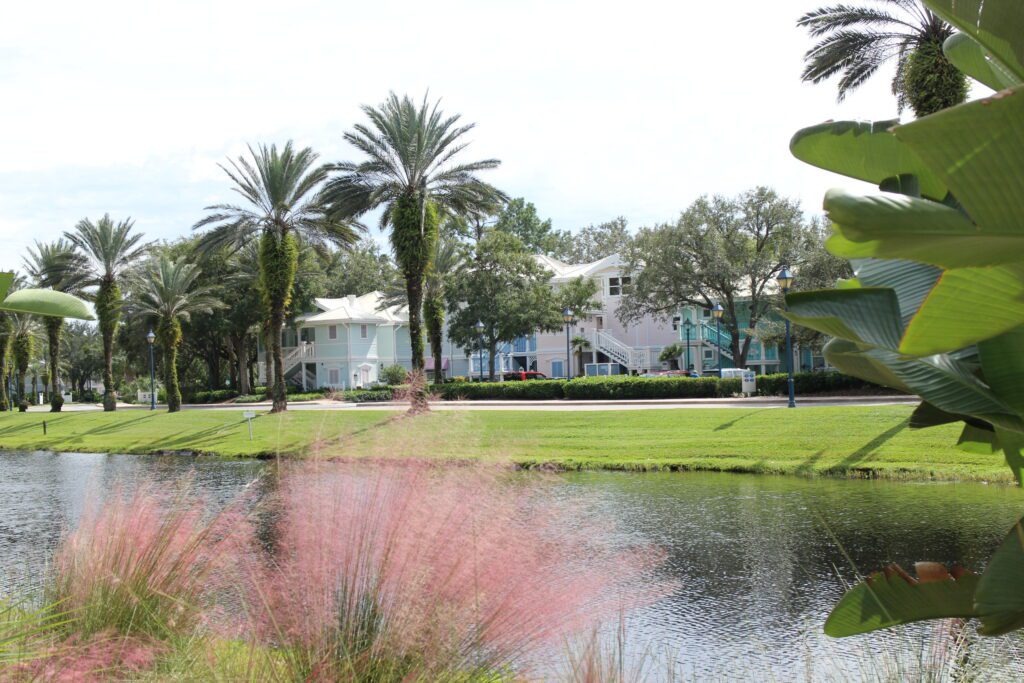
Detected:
[23,240,89,411]
[798,1,968,117]
[135,255,222,412]
[323,93,507,374]
[571,335,591,377]
[194,142,361,413]
[0,312,11,411]
[10,313,35,408]
[66,215,149,411]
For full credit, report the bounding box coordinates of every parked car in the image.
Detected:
[502,371,548,381]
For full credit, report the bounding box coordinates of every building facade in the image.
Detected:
[261,254,814,390]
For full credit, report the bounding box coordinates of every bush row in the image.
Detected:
[436,381,567,401]
[563,375,741,400]
[754,372,888,397]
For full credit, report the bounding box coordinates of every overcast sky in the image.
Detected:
[0,0,979,273]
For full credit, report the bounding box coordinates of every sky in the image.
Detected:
[0,0,982,273]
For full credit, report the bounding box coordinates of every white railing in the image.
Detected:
[592,330,652,371]
[257,342,316,384]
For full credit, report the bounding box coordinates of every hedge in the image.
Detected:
[563,376,741,400]
[437,381,567,401]
[190,389,240,404]
[754,372,888,397]
[338,388,396,402]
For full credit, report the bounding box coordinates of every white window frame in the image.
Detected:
[672,316,680,331]
[328,368,340,385]
[328,325,337,340]
[360,324,368,339]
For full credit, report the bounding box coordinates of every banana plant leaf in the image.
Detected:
[824,190,1024,268]
[976,514,1024,635]
[789,120,946,201]
[824,563,979,637]
[944,33,1022,92]
[926,0,1024,84]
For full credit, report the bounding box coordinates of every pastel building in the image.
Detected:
[260,254,814,390]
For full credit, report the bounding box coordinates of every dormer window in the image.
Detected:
[608,276,631,296]
[360,324,369,339]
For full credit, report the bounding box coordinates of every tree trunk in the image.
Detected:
[160,319,182,412]
[406,277,425,371]
[16,369,25,405]
[487,339,498,381]
[97,280,120,411]
[270,305,287,412]
[263,324,273,392]
[46,318,64,412]
[234,333,250,395]
[424,294,444,383]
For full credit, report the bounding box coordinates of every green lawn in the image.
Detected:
[0,405,1012,482]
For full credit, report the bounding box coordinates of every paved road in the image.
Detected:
[26,396,917,413]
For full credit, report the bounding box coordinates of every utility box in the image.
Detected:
[720,368,757,396]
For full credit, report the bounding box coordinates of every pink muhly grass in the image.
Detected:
[8,630,162,682]
[47,481,251,643]
[246,459,666,679]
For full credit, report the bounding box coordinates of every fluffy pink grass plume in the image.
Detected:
[9,631,161,682]
[247,459,668,678]
[49,480,251,641]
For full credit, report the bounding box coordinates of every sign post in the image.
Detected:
[243,411,256,441]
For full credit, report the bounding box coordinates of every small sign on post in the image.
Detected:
[242,411,257,441]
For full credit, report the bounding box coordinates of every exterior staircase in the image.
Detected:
[592,329,653,373]
[257,342,316,385]
[699,322,734,361]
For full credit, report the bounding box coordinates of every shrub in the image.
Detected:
[754,371,887,397]
[438,380,566,400]
[380,364,408,386]
[191,389,240,404]
[336,387,396,402]
[563,375,740,400]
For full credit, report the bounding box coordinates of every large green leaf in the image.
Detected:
[789,120,946,201]
[825,190,1024,268]
[979,326,1024,417]
[926,0,1024,84]
[976,514,1024,635]
[852,259,941,329]
[784,288,903,349]
[823,338,913,394]
[895,86,1024,237]
[900,265,1024,356]
[944,33,1022,92]
[0,289,94,320]
[824,563,979,637]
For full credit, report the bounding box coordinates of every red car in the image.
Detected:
[502,371,548,381]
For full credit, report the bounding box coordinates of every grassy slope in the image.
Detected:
[0,406,1010,482]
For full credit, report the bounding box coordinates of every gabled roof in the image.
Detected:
[299,291,407,325]
[535,253,621,283]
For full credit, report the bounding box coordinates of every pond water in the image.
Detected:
[1,451,1023,680]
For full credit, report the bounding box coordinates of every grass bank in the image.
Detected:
[0,405,1011,482]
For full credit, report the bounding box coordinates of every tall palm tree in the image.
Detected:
[194,142,361,413]
[66,215,149,411]
[23,240,89,411]
[324,93,507,373]
[0,312,12,411]
[135,255,223,412]
[10,313,35,407]
[798,1,968,117]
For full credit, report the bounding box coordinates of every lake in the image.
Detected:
[1,451,1022,680]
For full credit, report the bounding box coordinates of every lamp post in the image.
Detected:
[683,318,693,374]
[562,308,575,379]
[776,268,796,408]
[711,303,724,377]
[474,320,485,383]
[146,329,156,411]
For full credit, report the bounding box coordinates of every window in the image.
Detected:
[328,325,337,341]
[360,324,368,339]
[701,308,711,318]
[551,359,564,378]
[703,349,714,360]
[672,316,681,331]
[328,368,340,385]
[608,277,631,296]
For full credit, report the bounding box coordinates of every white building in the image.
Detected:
[260,253,788,390]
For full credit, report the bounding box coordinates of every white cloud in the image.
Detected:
[0,0,979,272]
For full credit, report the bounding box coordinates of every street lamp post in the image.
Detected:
[683,318,693,374]
[562,308,575,379]
[146,330,156,411]
[776,268,796,408]
[474,320,485,383]
[711,303,724,377]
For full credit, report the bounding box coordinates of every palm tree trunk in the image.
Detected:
[16,368,26,407]
[234,334,250,396]
[45,318,63,412]
[406,276,426,372]
[263,324,273,392]
[269,304,287,412]
[424,294,444,383]
[159,321,182,413]
[96,280,120,412]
